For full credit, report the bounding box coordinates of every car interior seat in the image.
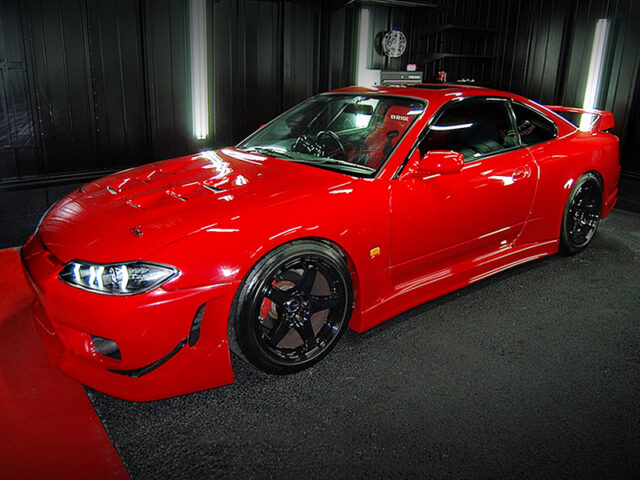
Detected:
[447,117,504,160]
[364,105,414,170]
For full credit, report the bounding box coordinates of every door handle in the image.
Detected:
[512,167,529,181]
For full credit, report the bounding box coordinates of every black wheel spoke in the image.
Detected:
[298,265,317,294]
[309,293,338,313]
[265,319,291,347]
[266,285,292,305]
[294,319,317,349]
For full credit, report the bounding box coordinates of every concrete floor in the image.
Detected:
[89,209,640,479]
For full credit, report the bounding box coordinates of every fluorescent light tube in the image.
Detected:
[356,7,380,88]
[580,19,609,131]
[190,0,209,140]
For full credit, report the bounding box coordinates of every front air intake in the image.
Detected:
[188,304,206,346]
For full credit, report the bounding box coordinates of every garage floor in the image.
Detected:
[86,209,638,478]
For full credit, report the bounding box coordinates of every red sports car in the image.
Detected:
[22,85,620,401]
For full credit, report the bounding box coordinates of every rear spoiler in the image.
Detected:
[545,105,615,132]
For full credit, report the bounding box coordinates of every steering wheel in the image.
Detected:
[292,134,323,157]
[315,131,347,161]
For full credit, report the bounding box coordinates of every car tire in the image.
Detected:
[560,172,602,255]
[230,240,353,374]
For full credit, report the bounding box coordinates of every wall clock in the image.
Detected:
[381,30,407,58]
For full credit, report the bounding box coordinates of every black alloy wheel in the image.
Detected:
[231,240,353,374]
[560,172,602,254]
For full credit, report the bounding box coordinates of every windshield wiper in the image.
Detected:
[297,157,375,173]
[244,146,294,159]
[244,146,374,174]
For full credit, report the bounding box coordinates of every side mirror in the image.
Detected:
[416,150,464,175]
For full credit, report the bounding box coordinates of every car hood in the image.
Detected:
[38,148,351,264]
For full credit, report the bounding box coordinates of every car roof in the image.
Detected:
[329,83,578,140]
[329,84,524,109]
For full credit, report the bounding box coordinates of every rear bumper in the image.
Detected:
[602,151,621,219]
[21,234,236,401]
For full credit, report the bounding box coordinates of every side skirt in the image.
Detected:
[350,240,559,333]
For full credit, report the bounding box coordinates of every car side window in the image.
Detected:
[419,100,518,161]
[510,102,557,146]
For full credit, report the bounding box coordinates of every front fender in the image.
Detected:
[147,178,392,323]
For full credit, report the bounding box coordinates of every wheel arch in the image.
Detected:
[559,170,603,254]
[226,234,361,364]
[571,169,604,215]
[585,168,603,186]
[239,235,361,313]
[557,169,604,222]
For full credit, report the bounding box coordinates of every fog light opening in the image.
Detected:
[91,335,121,360]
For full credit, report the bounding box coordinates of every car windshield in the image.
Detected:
[237,94,425,176]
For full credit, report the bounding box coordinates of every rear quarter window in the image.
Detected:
[511,103,557,146]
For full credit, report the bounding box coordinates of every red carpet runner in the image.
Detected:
[0,248,128,479]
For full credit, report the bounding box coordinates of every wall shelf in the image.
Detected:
[418,24,498,36]
[417,53,495,63]
[412,19,498,86]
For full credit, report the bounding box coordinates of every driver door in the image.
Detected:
[390,98,538,284]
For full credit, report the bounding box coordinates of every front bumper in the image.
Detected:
[21,234,236,401]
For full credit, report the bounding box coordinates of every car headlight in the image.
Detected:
[59,261,178,295]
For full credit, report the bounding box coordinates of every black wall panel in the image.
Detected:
[495,0,571,104]
[282,1,321,111]
[22,0,99,174]
[16,0,153,176]
[328,5,356,90]
[143,0,193,161]
[88,0,149,169]
[209,0,327,147]
[211,0,281,146]
[0,0,351,187]
[0,0,40,179]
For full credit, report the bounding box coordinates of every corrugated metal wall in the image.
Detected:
[211,0,328,147]
[21,0,152,175]
[0,0,352,187]
[0,0,40,180]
